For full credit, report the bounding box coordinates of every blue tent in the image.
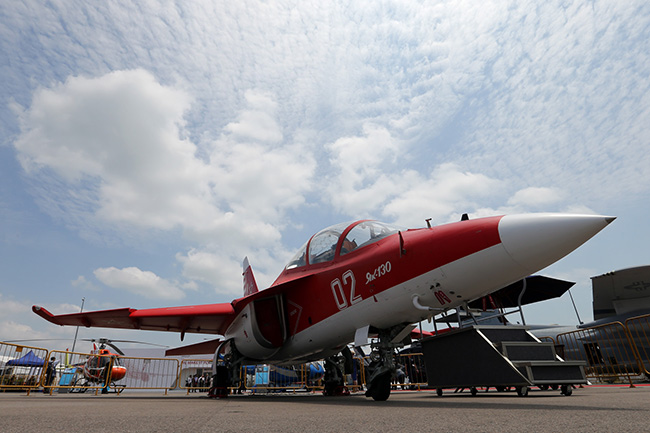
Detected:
[6,350,45,367]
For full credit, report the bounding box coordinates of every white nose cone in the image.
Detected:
[498,213,616,274]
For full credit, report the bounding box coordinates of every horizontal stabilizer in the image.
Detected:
[410,328,435,339]
[166,338,222,356]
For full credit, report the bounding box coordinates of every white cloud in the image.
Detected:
[224,91,283,143]
[0,295,79,342]
[71,275,100,292]
[324,123,505,226]
[14,69,213,233]
[508,187,564,209]
[0,321,43,342]
[176,249,242,296]
[93,266,185,300]
[382,163,504,226]
[0,295,30,316]
[13,74,315,242]
[11,71,317,294]
[325,124,402,215]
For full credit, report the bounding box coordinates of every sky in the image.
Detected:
[1,0,649,352]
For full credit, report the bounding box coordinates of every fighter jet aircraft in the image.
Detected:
[33,213,614,400]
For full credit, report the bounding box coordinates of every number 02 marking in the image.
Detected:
[331,270,359,310]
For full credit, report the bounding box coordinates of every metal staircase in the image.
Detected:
[420,325,586,396]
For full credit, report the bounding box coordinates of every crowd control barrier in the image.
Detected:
[395,353,428,390]
[556,322,643,385]
[179,359,213,393]
[116,356,179,393]
[625,314,650,377]
[0,342,49,394]
[240,362,325,393]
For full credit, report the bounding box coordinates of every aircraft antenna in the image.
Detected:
[567,288,584,325]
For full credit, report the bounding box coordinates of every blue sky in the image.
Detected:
[1,1,649,351]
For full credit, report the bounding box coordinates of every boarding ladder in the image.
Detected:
[420,325,586,396]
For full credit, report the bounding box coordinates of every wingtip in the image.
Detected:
[32,305,57,324]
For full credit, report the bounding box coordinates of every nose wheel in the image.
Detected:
[365,368,392,401]
[364,325,410,401]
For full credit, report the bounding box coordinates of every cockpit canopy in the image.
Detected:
[285,220,402,269]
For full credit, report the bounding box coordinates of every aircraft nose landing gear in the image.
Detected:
[364,326,409,401]
[364,350,393,401]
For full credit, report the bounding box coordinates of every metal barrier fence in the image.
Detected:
[0,342,49,394]
[556,322,643,385]
[179,359,212,393]
[115,356,179,393]
[239,362,325,393]
[42,351,179,394]
[625,314,650,376]
[394,353,428,390]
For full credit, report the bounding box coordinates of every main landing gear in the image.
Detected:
[323,347,352,396]
[208,340,243,399]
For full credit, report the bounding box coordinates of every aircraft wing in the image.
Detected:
[32,303,236,337]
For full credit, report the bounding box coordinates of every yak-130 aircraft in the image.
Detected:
[33,213,614,400]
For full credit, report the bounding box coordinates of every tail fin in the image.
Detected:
[242,256,259,297]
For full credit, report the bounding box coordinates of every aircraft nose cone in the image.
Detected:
[498,213,616,274]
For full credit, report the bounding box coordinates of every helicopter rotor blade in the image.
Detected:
[79,338,168,348]
[104,342,125,356]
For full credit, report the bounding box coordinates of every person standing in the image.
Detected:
[44,357,56,393]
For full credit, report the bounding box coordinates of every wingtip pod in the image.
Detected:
[498,213,616,274]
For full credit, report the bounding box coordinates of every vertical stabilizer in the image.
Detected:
[592,265,650,319]
[243,256,259,297]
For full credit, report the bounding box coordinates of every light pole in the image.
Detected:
[70,297,85,353]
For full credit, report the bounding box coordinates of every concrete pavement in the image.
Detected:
[1,386,648,432]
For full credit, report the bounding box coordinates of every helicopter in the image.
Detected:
[72,339,127,393]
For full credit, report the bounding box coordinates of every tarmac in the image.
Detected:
[1,385,648,433]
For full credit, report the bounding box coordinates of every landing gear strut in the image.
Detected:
[364,326,408,401]
[323,347,352,396]
[208,340,243,399]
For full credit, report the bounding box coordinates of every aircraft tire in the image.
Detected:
[516,386,529,397]
[369,372,392,401]
[560,385,573,396]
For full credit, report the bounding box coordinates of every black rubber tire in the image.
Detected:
[561,385,573,396]
[369,372,392,401]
